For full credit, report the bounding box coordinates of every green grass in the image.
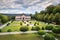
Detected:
[0,20,60,40]
[2,20,55,32]
[2,21,21,32]
[0,33,44,40]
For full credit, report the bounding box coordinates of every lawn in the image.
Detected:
[0,33,44,40]
[0,20,60,40]
[2,20,55,32]
[2,21,21,32]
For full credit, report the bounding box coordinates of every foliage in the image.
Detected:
[7,29,12,32]
[7,23,10,26]
[42,27,45,30]
[10,16,15,20]
[45,25,53,30]
[52,26,60,34]
[20,26,29,32]
[31,26,40,31]
[32,4,60,25]
[0,29,2,32]
[20,22,22,25]
[0,14,10,24]
[38,30,46,35]
[44,34,55,40]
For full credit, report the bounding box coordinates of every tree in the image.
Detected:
[1,15,9,24]
[54,13,60,24]
[48,13,54,22]
[11,16,15,20]
[46,5,55,14]
[40,11,46,14]
[44,13,49,22]
[53,5,60,13]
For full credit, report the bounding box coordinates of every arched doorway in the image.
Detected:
[23,17,24,21]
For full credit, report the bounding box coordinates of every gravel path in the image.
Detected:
[0,31,38,35]
[0,30,52,35]
[0,21,11,29]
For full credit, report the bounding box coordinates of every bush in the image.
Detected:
[44,34,55,40]
[20,22,22,25]
[27,24,29,26]
[7,29,12,32]
[42,27,45,30]
[24,22,26,24]
[27,20,29,22]
[20,26,29,32]
[37,23,39,25]
[45,25,53,30]
[31,26,40,31]
[29,22,31,24]
[31,27,35,31]
[0,29,2,32]
[38,30,46,35]
[55,25,60,28]
[52,27,60,34]
[7,23,10,26]
[34,22,37,26]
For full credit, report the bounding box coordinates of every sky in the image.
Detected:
[0,0,60,14]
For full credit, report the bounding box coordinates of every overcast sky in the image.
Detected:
[0,0,60,14]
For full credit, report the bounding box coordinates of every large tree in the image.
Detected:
[46,5,55,14]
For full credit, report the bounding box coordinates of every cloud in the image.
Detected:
[0,0,60,14]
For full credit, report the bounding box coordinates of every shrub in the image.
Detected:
[44,34,55,40]
[7,23,10,26]
[29,22,31,24]
[27,20,29,22]
[31,27,35,31]
[42,27,45,30]
[34,22,37,26]
[38,30,46,35]
[11,20,13,23]
[24,22,26,24]
[20,26,29,32]
[27,24,29,26]
[20,22,22,25]
[31,26,40,31]
[52,27,60,34]
[37,23,39,25]
[0,29,2,32]
[45,25,53,30]
[55,25,60,28]
[7,29,12,32]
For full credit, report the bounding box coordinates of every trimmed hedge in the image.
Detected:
[45,25,53,30]
[20,26,29,32]
[38,30,46,35]
[52,26,60,34]
[31,26,40,31]
[0,29,2,32]
[44,34,55,40]
[7,29,12,32]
